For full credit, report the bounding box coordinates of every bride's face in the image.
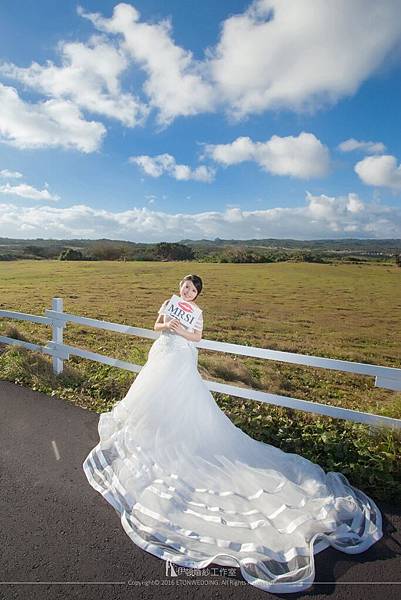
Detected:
[180,280,198,302]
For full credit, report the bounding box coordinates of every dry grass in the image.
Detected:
[0,259,400,419]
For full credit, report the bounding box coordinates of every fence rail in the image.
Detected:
[1,297,400,430]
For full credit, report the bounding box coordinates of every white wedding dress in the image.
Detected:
[83,304,383,593]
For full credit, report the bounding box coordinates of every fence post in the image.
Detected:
[52,297,64,375]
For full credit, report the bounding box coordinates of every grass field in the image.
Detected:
[0,259,400,418]
[1,259,400,501]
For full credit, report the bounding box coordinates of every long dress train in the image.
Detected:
[82,325,383,593]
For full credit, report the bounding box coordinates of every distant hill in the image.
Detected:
[1,236,401,253]
[178,238,401,253]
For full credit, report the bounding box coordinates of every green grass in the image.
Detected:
[0,259,400,502]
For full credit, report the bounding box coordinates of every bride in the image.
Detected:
[82,274,383,593]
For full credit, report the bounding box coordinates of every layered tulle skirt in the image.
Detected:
[82,331,383,593]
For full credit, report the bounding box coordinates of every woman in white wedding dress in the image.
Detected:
[83,274,383,593]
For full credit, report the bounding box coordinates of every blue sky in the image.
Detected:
[0,0,401,241]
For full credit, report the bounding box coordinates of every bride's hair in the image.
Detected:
[179,274,203,298]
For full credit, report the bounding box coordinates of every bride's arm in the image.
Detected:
[154,299,172,332]
[154,319,168,332]
[171,311,203,342]
[154,312,168,332]
[178,328,202,343]
[154,318,200,340]
[171,321,202,342]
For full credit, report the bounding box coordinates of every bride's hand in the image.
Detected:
[167,318,182,333]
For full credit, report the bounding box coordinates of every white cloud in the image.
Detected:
[78,3,215,126]
[78,1,401,124]
[0,182,60,202]
[0,36,149,127]
[0,192,399,241]
[0,83,106,152]
[130,153,215,182]
[306,191,365,219]
[209,0,401,119]
[204,132,330,178]
[338,138,387,154]
[1,0,401,143]
[0,169,23,179]
[77,1,401,124]
[355,154,401,190]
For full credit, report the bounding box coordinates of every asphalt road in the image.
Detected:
[0,379,400,600]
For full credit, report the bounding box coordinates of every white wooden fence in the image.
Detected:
[1,297,400,430]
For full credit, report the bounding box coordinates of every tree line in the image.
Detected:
[0,240,400,265]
